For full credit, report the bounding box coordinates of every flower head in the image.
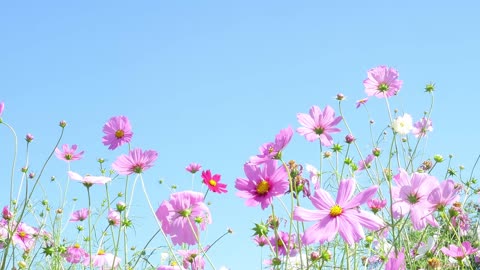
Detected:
[363,66,403,98]
[178,248,207,270]
[186,163,202,174]
[84,250,121,268]
[25,133,34,143]
[355,98,368,108]
[235,160,289,210]
[392,113,413,135]
[293,178,384,245]
[428,179,459,211]
[107,209,121,226]
[69,208,90,222]
[156,191,211,245]
[0,101,4,117]
[367,198,387,214]
[112,148,158,175]
[412,117,433,138]
[102,116,133,150]
[385,249,406,270]
[305,164,321,190]
[2,206,13,220]
[249,127,293,164]
[68,171,111,187]
[269,231,297,257]
[201,170,227,193]
[55,144,84,162]
[12,222,37,251]
[64,243,88,264]
[297,105,342,147]
[358,154,375,171]
[441,241,478,260]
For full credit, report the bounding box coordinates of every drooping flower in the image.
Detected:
[249,127,293,164]
[253,235,269,247]
[269,231,297,257]
[64,243,88,264]
[441,241,478,260]
[293,178,384,245]
[12,222,37,251]
[358,154,375,171]
[355,98,368,108]
[363,66,403,98]
[84,250,121,268]
[428,179,459,211]
[107,209,121,226]
[367,198,387,214]
[55,144,84,162]
[391,169,439,230]
[392,113,413,135]
[296,105,342,147]
[235,160,289,210]
[185,163,202,174]
[201,170,227,193]
[178,248,207,270]
[102,115,133,150]
[68,171,111,187]
[156,191,211,245]
[412,117,433,138]
[69,208,90,222]
[112,148,158,175]
[385,249,406,270]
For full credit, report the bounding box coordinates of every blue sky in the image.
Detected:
[1,1,479,269]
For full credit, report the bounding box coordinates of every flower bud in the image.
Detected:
[25,133,34,143]
[345,134,355,144]
[372,147,381,157]
[59,120,67,128]
[425,83,435,93]
[116,201,126,212]
[434,154,444,163]
[336,93,345,101]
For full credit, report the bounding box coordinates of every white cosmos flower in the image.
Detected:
[392,113,413,135]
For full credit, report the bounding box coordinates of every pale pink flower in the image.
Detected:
[102,116,133,150]
[68,171,111,187]
[269,231,297,256]
[441,241,478,260]
[55,144,84,162]
[185,163,202,174]
[428,179,459,211]
[69,208,90,222]
[363,66,403,98]
[296,105,342,147]
[305,163,320,189]
[156,191,211,245]
[84,250,121,268]
[355,98,368,108]
[391,169,439,230]
[253,235,269,247]
[235,160,289,210]
[293,178,384,245]
[64,243,88,264]
[385,249,406,270]
[412,117,433,138]
[12,222,37,251]
[367,198,387,214]
[358,154,375,171]
[107,209,121,226]
[111,148,158,175]
[0,101,4,117]
[178,248,207,270]
[249,127,293,164]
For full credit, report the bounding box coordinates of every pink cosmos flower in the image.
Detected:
[441,241,478,260]
[363,66,403,98]
[269,231,297,257]
[69,208,90,222]
[358,154,375,171]
[235,160,289,210]
[385,249,406,270]
[391,169,439,230]
[64,243,88,264]
[107,209,121,226]
[102,115,133,150]
[296,105,342,147]
[412,117,433,138]
[185,163,202,174]
[156,191,211,245]
[201,170,227,193]
[428,179,459,211]
[253,235,269,247]
[111,148,158,175]
[68,171,111,187]
[249,127,293,165]
[157,266,185,270]
[12,222,37,251]
[55,144,84,162]
[367,198,387,214]
[84,250,121,268]
[178,248,207,270]
[355,98,368,108]
[293,178,384,245]
[2,206,13,220]
[0,101,4,117]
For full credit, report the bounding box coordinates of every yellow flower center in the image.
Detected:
[256,180,270,195]
[74,243,81,248]
[97,249,105,255]
[115,129,125,139]
[329,205,343,217]
[276,239,284,247]
[18,231,26,238]
[209,179,217,186]
[268,146,274,153]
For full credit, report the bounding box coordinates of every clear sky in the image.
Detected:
[1,1,479,269]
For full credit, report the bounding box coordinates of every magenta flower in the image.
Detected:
[69,208,90,222]
[296,105,342,147]
[358,154,375,171]
[412,117,433,138]
[367,198,387,214]
[293,178,384,245]
[64,243,88,264]
[441,241,478,260]
[68,171,111,187]
[185,163,202,174]
[12,222,37,251]
[55,144,84,162]
[355,98,368,108]
[249,127,293,165]
[156,191,211,245]
[107,209,121,226]
[201,170,227,193]
[269,231,297,256]
[235,160,289,210]
[428,179,459,211]
[112,148,158,175]
[363,66,403,98]
[102,115,133,150]
[2,206,13,220]
[84,250,120,268]
[391,169,439,230]
[385,249,406,270]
